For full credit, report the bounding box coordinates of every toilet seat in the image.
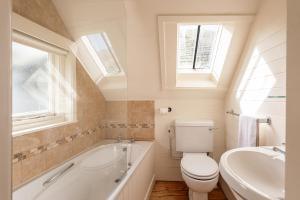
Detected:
[181,167,219,180]
[181,153,219,180]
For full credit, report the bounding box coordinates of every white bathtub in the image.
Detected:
[13,141,155,200]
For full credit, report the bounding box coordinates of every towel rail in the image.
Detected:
[226,109,271,147]
[226,109,271,125]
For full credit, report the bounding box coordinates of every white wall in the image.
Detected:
[225,0,286,149]
[0,0,11,199]
[155,99,225,181]
[286,0,300,199]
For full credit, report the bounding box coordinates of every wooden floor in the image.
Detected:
[150,181,227,200]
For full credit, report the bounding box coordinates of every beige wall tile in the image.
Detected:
[128,101,154,114]
[21,153,46,184]
[105,128,128,139]
[13,133,46,154]
[12,0,72,39]
[71,135,90,156]
[45,142,73,171]
[128,128,154,141]
[105,101,127,121]
[105,101,127,140]
[104,100,155,140]
[127,101,155,140]
[12,162,22,189]
[128,111,154,124]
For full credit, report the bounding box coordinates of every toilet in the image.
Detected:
[175,120,219,200]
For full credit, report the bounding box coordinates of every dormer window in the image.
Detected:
[81,33,121,76]
[177,24,222,73]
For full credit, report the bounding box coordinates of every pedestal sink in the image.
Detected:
[220,147,285,200]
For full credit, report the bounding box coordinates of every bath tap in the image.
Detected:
[129,138,135,143]
[116,135,122,143]
[272,146,285,155]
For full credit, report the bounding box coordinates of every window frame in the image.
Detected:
[158,15,254,89]
[12,13,76,137]
[81,32,124,77]
[12,39,66,132]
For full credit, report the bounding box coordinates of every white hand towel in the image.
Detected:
[238,115,258,147]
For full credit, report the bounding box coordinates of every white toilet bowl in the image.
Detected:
[180,153,219,200]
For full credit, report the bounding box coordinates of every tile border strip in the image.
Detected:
[13,122,154,163]
[103,122,155,129]
[12,124,102,164]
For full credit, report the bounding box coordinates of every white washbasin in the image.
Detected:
[220,147,285,200]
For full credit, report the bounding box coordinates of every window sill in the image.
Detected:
[176,69,212,74]
[176,80,217,89]
[12,120,77,137]
[176,73,218,89]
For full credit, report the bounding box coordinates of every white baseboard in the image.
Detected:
[144,174,156,200]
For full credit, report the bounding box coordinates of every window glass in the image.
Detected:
[12,42,51,116]
[85,33,121,74]
[195,25,220,70]
[177,25,198,69]
[177,24,221,72]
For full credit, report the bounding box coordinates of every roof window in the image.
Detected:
[82,33,121,76]
[177,24,222,73]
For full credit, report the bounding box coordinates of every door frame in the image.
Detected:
[0,0,12,199]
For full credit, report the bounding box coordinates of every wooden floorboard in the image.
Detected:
[150,181,227,200]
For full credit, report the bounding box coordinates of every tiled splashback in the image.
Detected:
[13,125,103,164]
[127,101,155,140]
[105,101,155,140]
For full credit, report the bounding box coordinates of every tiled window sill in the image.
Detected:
[12,120,78,137]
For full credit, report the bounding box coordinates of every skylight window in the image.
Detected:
[82,33,121,76]
[159,15,252,89]
[177,24,222,73]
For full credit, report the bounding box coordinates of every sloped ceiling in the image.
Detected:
[52,0,127,100]
[53,0,262,100]
[52,0,126,40]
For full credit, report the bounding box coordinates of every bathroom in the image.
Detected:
[0,0,299,199]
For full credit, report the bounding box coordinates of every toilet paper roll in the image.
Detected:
[159,108,169,114]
